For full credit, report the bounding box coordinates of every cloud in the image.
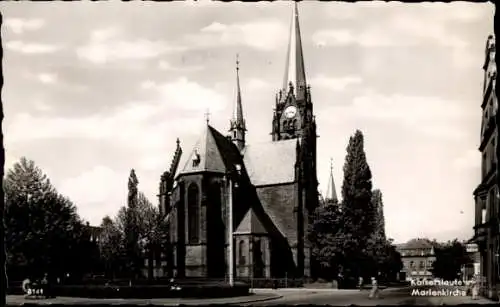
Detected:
[312,5,476,49]
[246,78,269,91]
[185,19,288,51]
[453,149,481,171]
[139,77,228,112]
[58,166,128,224]
[5,40,62,54]
[333,93,472,140]
[76,27,186,64]
[6,78,225,144]
[4,18,46,34]
[37,73,58,84]
[158,60,204,72]
[310,75,362,91]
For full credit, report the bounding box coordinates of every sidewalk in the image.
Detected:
[428,295,497,305]
[6,293,282,306]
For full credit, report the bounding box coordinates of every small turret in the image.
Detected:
[229,54,246,152]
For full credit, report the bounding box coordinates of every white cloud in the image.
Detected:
[6,78,225,144]
[310,75,362,91]
[58,166,128,224]
[158,60,204,72]
[37,73,57,84]
[185,19,288,51]
[141,77,228,112]
[76,27,186,64]
[4,18,45,34]
[246,78,269,91]
[6,40,62,54]
[333,93,472,140]
[453,149,481,171]
[312,5,478,49]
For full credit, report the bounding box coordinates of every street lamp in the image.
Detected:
[224,164,242,287]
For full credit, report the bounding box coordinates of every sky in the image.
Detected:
[0,1,495,244]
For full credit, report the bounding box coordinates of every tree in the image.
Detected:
[432,239,469,280]
[372,190,386,242]
[339,130,375,277]
[4,157,86,280]
[99,216,124,278]
[309,205,344,280]
[124,169,141,279]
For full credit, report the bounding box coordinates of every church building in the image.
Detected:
[160,3,320,279]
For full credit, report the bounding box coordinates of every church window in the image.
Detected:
[188,183,200,243]
[238,240,246,265]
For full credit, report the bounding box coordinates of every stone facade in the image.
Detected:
[396,238,436,281]
[473,34,498,300]
[160,3,318,280]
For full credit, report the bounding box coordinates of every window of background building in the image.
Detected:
[482,208,487,224]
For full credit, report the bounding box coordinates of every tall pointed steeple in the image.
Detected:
[229,54,246,152]
[325,158,338,204]
[282,1,307,101]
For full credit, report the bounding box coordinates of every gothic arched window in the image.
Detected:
[188,183,200,244]
[238,240,246,265]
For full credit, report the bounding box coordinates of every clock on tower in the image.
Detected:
[284,105,297,119]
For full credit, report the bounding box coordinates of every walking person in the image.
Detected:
[358,277,364,291]
[471,275,479,300]
[369,277,379,299]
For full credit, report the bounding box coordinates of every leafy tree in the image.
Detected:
[99,216,124,278]
[431,239,469,280]
[339,130,375,277]
[4,157,86,280]
[309,205,344,280]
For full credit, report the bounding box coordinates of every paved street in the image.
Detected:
[6,293,281,306]
[6,287,498,306]
[244,287,497,306]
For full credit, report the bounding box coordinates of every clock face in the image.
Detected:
[284,106,297,119]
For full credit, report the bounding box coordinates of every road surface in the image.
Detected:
[244,287,496,306]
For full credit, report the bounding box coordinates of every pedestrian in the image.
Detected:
[41,273,49,298]
[471,275,479,300]
[22,278,31,297]
[369,277,379,299]
[358,277,364,291]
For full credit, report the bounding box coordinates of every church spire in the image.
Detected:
[282,1,307,101]
[229,54,246,152]
[325,158,338,204]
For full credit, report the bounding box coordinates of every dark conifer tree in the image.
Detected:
[339,130,375,278]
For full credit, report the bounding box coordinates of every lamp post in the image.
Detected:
[228,175,234,287]
[225,164,241,287]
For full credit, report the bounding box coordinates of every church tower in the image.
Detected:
[271,2,315,142]
[324,158,338,205]
[229,54,246,152]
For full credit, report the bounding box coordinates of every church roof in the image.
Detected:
[176,124,242,179]
[242,139,297,186]
[234,207,268,235]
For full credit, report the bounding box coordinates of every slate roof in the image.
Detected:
[175,124,244,179]
[234,207,268,235]
[242,139,298,186]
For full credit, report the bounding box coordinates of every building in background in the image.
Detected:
[396,238,436,282]
[473,34,498,300]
